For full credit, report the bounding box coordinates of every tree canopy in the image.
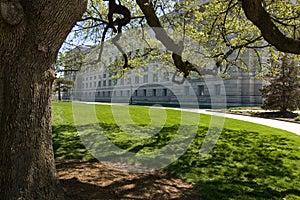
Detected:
[63,0,300,77]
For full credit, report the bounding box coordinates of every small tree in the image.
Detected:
[53,78,74,101]
[54,47,88,101]
[261,54,300,112]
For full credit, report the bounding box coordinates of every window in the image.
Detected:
[153,73,158,82]
[120,78,124,85]
[120,90,123,96]
[90,77,92,80]
[127,78,131,84]
[86,83,88,88]
[143,89,147,96]
[108,80,112,86]
[98,81,101,87]
[219,66,225,74]
[153,89,156,96]
[103,73,107,78]
[94,76,97,80]
[184,86,189,96]
[89,82,92,88]
[135,90,138,96]
[215,84,221,95]
[103,80,106,86]
[135,76,139,84]
[198,85,204,96]
[163,88,167,96]
[94,82,96,87]
[163,72,169,81]
[127,90,130,96]
[143,75,148,83]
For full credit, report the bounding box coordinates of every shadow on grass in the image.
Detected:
[52,123,300,199]
[52,124,93,159]
[54,122,198,169]
[167,129,300,200]
[52,123,187,160]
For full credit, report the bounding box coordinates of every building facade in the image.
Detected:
[70,46,263,107]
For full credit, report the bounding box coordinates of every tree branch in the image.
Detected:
[241,0,300,54]
[136,0,216,78]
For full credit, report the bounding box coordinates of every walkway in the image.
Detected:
[173,108,300,136]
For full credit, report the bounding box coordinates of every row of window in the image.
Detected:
[93,88,168,97]
[85,74,105,81]
[82,73,171,89]
[183,85,220,96]
[82,79,115,89]
[84,72,114,81]
[82,84,221,97]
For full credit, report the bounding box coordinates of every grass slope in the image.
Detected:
[52,102,300,200]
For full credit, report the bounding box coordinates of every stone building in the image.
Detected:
[70,45,262,108]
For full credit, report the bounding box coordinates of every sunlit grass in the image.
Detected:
[52,101,300,200]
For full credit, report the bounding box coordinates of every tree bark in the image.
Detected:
[0,0,86,199]
[241,0,300,54]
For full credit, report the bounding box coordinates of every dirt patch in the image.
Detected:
[227,110,300,124]
[56,160,201,200]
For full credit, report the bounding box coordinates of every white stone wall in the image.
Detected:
[71,46,263,107]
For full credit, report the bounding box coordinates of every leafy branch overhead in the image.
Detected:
[241,0,300,54]
[69,0,300,78]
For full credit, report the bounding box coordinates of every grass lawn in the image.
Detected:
[52,101,300,200]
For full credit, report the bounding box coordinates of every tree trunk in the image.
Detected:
[58,83,62,101]
[0,1,86,199]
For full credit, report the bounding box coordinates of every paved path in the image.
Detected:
[79,102,300,136]
[172,108,300,136]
